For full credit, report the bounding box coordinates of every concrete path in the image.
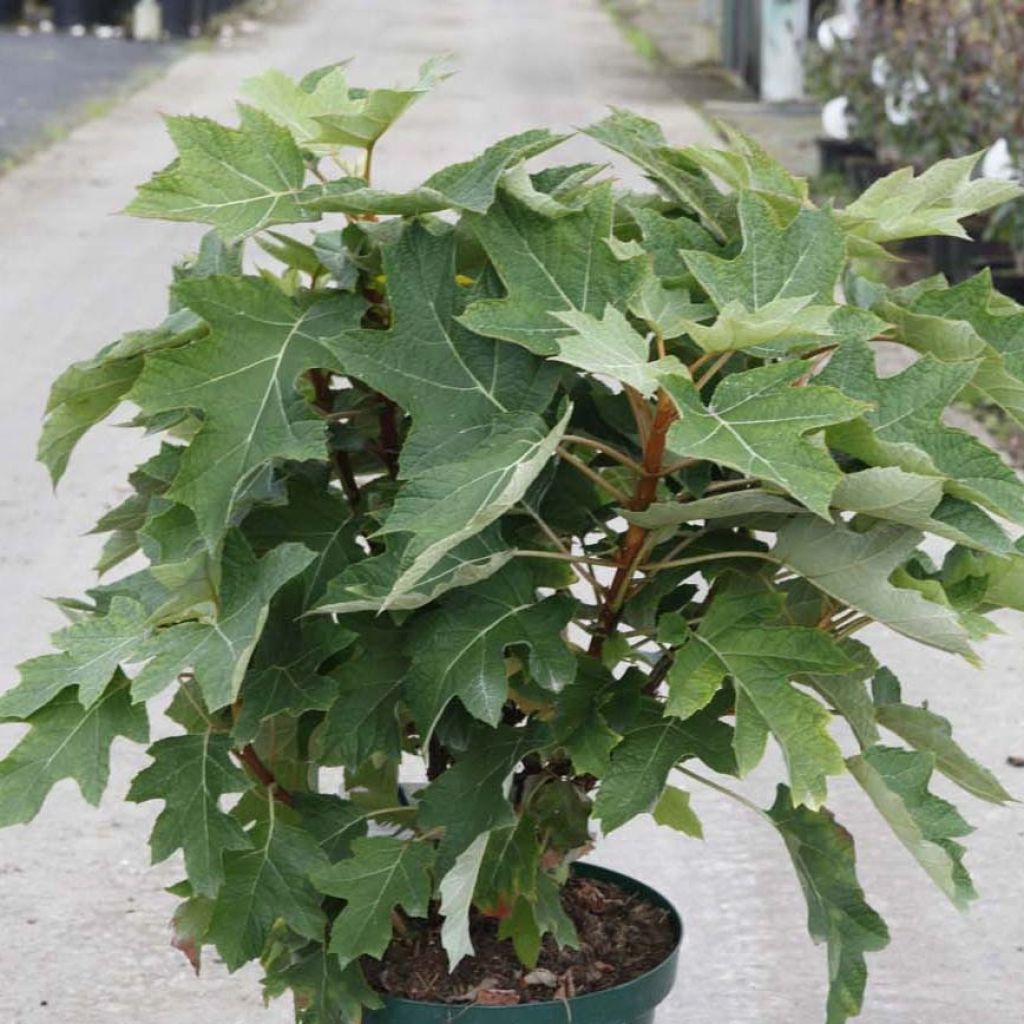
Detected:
[0,3,1020,1022]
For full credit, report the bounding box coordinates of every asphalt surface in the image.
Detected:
[0,3,1021,1023]
[0,30,179,164]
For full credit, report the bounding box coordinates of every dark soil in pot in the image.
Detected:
[363,874,677,1005]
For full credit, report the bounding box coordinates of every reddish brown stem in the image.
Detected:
[234,744,294,807]
[376,393,401,478]
[588,389,677,655]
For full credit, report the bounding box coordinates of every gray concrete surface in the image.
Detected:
[0,2,1020,1022]
[0,32,180,165]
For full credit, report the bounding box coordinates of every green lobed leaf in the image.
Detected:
[774,518,975,658]
[848,745,976,909]
[653,784,704,838]
[819,338,1024,525]
[0,673,148,827]
[126,106,322,241]
[402,561,576,732]
[459,185,646,356]
[768,786,890,1024]
[418,722,549,872]
[438,832,490,969]
[127,731,252,896]
[838,154,1022,246]
[659,363,870,518]
[130,278,365,545]
[207,802,328,970]
[310,836,435,969]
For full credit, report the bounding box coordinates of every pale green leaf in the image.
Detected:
[653,784,704,838]
[439,832,490,969]
[774,518,975,658]
[660,363,869,518]
[848,746,976,909]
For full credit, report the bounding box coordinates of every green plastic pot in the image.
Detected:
[365,862,682,1024]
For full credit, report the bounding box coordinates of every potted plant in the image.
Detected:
[2,62,1023,1024]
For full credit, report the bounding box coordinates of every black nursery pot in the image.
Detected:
[815,137,875,178]
[844,154,891,195]
[365,863,683,1024]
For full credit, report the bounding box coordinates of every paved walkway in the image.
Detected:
[0,3,1019,1022]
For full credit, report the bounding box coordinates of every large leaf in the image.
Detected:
[133,532,314,710]
[768,787,890,1024]
[582,108,735,240]
[832,467,1011,555]
[879,272,1024,428]
[130,278,364,545]
[402,561,576,732]
[774,518,975,658]
[314,650,406,770]
[459,186,646,356]
[680,192,844,353]
[874,702,1013,805]
[593,702,737,832]
[0,674,148,827]
[310,836,435,969]
[848,745,976,909]
[126,106,321,241]
[207,805,327,970]
[819,339,1024,525]
[668,581,850,808]
[838,154,1022,247]
[417,722,548,872]
[312,525,513,615]
[127,731,252,896]
[660,363,869,518]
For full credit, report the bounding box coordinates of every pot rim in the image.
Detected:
[368,860,683,1016]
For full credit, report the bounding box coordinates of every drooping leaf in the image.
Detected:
[474,819,541,917]
[879,271,1024,428]
[659,363,869,518]
[459,186,646,356]
[402,561,576,732]
[874,702,1013,805]
[417,722,549,871]
[133,531,314,709]
[832,467,1011,555]
[127,731,252,896]
[263,943,380,1024]
[126,106,322,241]
[668,580,850,807]
[310,129,570,217]
[207,804,327,970]
[130,278,365,544]
[439,832,490,969]
[848,745,976,909]
[768,787,890,1024]
[310,836,435,969]
[312,524,513,614]
[774,518,975,659]
[593,701,737,832]
[819,339,1024,525]
[0,674,148,827]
